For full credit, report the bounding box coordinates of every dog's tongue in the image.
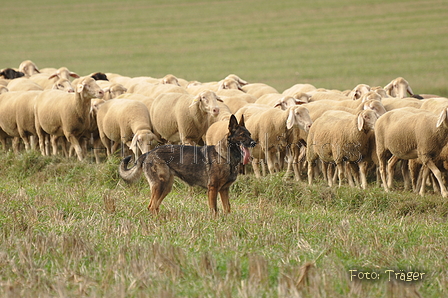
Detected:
[242,146,251,165]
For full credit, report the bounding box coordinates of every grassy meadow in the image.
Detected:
[1,0,448,297]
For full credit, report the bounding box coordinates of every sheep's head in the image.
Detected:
[18,60,40,77]
[161,74,180,86]
[218,78,244,91]
[384,77,414,98]
[49,67,80,81]
[129,130,157,156]
[190,90,223,117]
[363,99,386,117]
[274,96,297,110]
[225,74,248,86]
[77,77,104,99]
[286,106,313,132]
[357,110,378,132]
[360,91,382,102]
[108,83,127,99]
[52,78,75,93]
[350,84,371,100]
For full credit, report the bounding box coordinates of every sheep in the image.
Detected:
[282,83,317,96]
[217,95,250,114]
[95,81,127,100]
[384,77,414,98]
[375,107,448,197]
[18,60,40,77]
[346,84,371,100]
[150,90,223,145]
[307,109,378,189]
[30,67,79,90]
[381,97,423,111]
[244,106,313,177]
[34,77,104,161]
[242,83,279,99]
[90,72,108,81]
[187,78,243,96]
[0,91,42,152]
[0,68,25,79]
[308,91,351,101]
[128,81,188,98]
[255,93,310,108]
[96,98,160,159]
[7,77,43,91]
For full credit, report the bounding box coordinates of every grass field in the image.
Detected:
[1,0,448,297]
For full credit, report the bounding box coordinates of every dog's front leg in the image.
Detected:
[207,186,219,216]
[219,188,231,214]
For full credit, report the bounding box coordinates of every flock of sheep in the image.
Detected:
[1,60,448,197]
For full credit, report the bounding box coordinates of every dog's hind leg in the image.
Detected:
[219,188,231,214]
[147,165,175,214]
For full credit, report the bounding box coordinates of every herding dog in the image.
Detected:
[118,114,256,215]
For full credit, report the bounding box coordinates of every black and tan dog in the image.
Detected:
[118,115,256,215]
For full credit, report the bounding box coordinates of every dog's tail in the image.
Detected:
[118,154,147,184]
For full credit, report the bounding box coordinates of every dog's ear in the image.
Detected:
[238,114,245,127]
[229,114,238,133]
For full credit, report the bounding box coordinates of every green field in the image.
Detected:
[1,0,448,297]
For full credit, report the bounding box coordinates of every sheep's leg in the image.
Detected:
[345,163,356,188]
[252,158,262,178]
[426,160,448,197]
[219,188,231,214]
[50,135,59,156]
[12,137,20,154]
[418,165,430,196]
[66,135,84,161]
[409,160,421,192]
[401,160,411,191]
[386,155,400,189]
[266,150,277,174]
[336,162,345,187]
[307,161,315,185]
[358,161,369,189]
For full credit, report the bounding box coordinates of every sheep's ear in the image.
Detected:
[229,115,238,132]
[70,72,80,78]
[130,134,139,153]
[77,83,85,93]
[48,73,58,80]
[216,96,223,102]
[189,96,200,107]
[436,108,448,128]
[273,100,283,109]
[357,114,365,131]
[384,81,393,92]
[407,84,414,96]
[286,109,295,129]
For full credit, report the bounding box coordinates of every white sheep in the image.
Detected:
[95,81,127,100]
[150,90,223,145]
[30,67,79,90]
[7,77,43,91]
[244,106,313,177]
[282,83,317,96]
[306,109,379,188]
[255,93,310,109]
[96,98,160,159]
[0,91,39,152]
[375,107,448,197]
[34,77,104,161]
[241,83,279,99]
[384,77,414,98]
[127,81,188,98]
[18,60,40,77]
